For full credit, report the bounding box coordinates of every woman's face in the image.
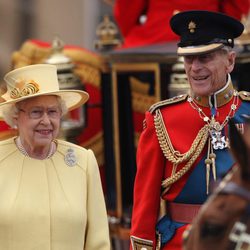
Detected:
[183,49,236,96]
[14,95,62,151]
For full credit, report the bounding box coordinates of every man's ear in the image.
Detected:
[226,51,236,74]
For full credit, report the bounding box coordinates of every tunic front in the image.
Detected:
[130,87,250,249]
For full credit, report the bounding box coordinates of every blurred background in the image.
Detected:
[0,0,113,78]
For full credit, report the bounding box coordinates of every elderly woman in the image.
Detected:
[0,64,110,250]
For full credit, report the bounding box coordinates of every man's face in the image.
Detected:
[183,49,236,96]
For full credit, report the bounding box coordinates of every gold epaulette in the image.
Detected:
[149,94,188,114]
[239,91,250,101]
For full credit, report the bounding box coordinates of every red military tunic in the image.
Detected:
[114,0,249,48]
[130,80,250,249]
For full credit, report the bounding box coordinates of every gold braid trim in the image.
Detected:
[154,109,210,193]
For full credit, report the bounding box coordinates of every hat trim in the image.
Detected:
[177,43,224,56]
[0,89,89,111]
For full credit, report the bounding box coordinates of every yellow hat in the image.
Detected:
[0,64,89,111]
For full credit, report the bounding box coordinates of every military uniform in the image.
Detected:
[114,0,249,48]
[130,10,249,250]
[130,79,250,249]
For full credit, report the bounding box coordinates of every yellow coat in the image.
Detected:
[0,137,110,250]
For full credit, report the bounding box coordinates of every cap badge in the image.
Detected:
[10,80,40,99]
[188,21,196,33]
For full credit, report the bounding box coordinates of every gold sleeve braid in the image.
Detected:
[154,109,210,194]
[130,236,153,250]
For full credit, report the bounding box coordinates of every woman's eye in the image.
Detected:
[48,109,60,118]
[48,110,56,114]
[31,110,42,115]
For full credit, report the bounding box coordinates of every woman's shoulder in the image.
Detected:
[0,137,15,148]
[56,139,95,162]
[56,139,89,153]
[56,139,97,171]
[0,137,17,159]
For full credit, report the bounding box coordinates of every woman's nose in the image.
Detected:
[40,112,51,124]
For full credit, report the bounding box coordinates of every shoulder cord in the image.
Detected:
[154,109,210,194]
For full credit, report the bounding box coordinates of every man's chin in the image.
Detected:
[191,88,211,96]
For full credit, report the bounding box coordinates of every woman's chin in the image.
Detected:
[34,136,53,146]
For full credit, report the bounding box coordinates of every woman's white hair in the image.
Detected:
[1,95,68,128]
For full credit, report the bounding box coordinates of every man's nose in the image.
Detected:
[191,58,203,71]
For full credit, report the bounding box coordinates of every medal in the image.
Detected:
[210,117,228,150]
[188,91,239,193]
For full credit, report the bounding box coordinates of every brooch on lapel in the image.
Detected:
[64,148,77,167]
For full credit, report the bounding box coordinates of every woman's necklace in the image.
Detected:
[15,136,56,159]
[187,90,239,193]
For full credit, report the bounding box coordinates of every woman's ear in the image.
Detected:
[12,115,18,129]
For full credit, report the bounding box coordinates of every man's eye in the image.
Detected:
[199,53,214,62]
[184,56,194,63]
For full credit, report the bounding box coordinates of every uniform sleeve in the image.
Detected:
[130,111,165,250]
[84,150,111,250]
[220,0,250,20]
[113,0,148,36]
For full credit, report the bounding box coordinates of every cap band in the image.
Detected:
[177,43,224,56]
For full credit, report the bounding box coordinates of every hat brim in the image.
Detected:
[177,43,224,56]
[0,89,89,111]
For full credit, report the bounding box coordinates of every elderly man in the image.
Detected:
[130,10,250,250]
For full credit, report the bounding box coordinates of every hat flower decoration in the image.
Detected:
[9,79,40,99]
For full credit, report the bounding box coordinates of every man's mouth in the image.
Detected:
[192,76,209,81]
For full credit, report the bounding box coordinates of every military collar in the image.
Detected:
[190,75,235,108]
